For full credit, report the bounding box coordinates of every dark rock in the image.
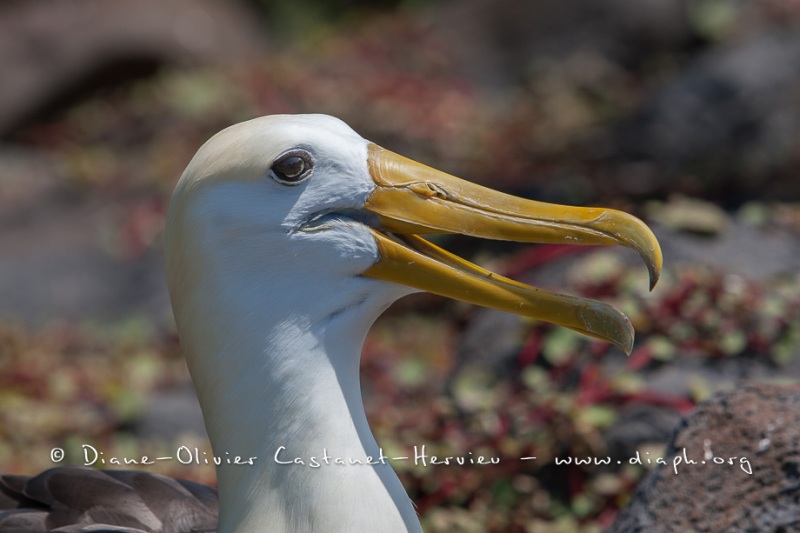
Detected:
[604,404,682,461]
[615,31,800,199]
[653,219,800,281]
[608,382,800,532]
[0,191,170,324]
[433,0,693,88]
[0,0,266,137]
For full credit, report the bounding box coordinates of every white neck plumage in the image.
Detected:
[169,232,422,533]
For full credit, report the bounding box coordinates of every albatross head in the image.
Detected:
[166,113,661,349]
[163,114,662,533]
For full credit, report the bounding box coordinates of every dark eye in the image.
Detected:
[271,149,314,185]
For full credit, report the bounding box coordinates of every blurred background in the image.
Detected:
[1,0,799,531]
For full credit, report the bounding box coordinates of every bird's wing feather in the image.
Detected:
[0,467,217,533]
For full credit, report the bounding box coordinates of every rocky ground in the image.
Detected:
[609,382,800,532]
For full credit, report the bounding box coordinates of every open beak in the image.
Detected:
[362,144,662,354]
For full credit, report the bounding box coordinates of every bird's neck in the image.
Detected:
[177,281,422,533]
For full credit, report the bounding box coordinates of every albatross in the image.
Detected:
[0,114,662,533]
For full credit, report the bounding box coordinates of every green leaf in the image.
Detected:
[648,335,676,361]
[542,328,582,366]
[576,405,617,429]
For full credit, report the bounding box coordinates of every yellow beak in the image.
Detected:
[362,144,662,354]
